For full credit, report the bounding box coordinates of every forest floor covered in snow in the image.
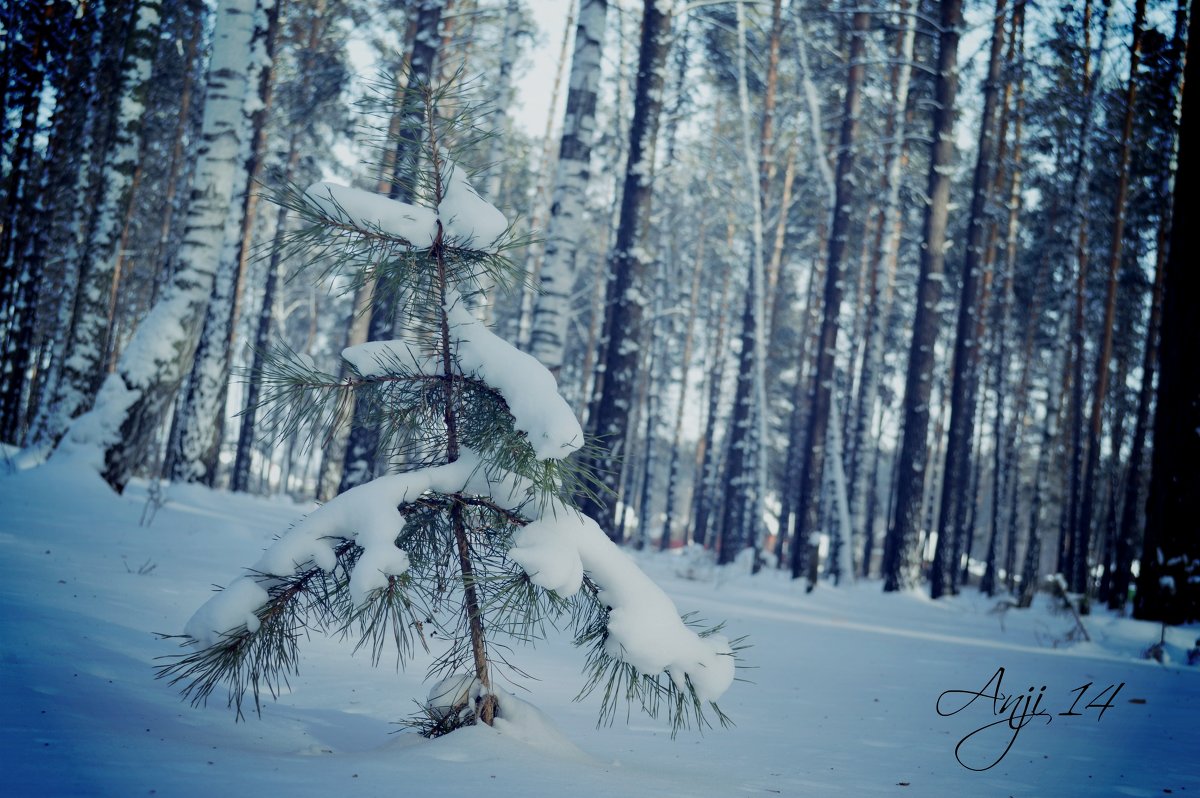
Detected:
[1,459,1197,797]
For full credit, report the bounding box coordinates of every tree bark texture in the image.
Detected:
[530,0,607,375]
[881,0,964,592]
[53,0,262,491]
[790,10,869,580]
[577,0,672,541]
[1134,0,1198,624]
[930,0,1007,599]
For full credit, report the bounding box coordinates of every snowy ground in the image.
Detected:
[1,461,1197,797]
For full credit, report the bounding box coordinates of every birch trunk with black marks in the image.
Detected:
[529,0,607,376]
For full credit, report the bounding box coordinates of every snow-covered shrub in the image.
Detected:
[159,73,738,735]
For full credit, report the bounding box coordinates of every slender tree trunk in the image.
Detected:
[0,0,59,442]
[1019,314,1073,606]
[1134,0,1198,624]
[529,0,607,375]
[1111,0,1186,606]
[516,1,575,347]
[171,0,281,485]
[40,0,162,445]
[1062,0,1112,589]
[881,0,964,592]
[1111,66,1179,610]
[661,217,708,549]
[776,247,824,567]
[789,9,869,581]
[930,0,1007,599]
[1075,0,1147,595]
[230,136,303,493]
[146,0,204,300]
[339,0,444,491]
[691,257,734,549]
[24,0,104,448]
[716,0,778,565]
[999,5,1027,594]
[577,0,672,540]
[634,273,666,549]
[849,0,915,542]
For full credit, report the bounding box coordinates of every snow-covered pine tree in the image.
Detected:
[159,74,737,735]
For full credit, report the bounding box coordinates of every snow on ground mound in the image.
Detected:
[1,464,1197,797]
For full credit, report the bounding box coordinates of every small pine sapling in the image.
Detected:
[158,73,739,736]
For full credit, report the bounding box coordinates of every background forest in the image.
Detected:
[1,0,1196,627]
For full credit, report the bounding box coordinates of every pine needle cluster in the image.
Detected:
[158,68,737,737]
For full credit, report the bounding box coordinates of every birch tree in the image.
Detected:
[170,0,281,485]
[38,0,162,445]
[529,0,607,377]
[52,0,264,490]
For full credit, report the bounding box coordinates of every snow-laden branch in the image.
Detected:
[184,450,517,645]
[511,507,735,703]
[342,288,583,460]
[184,450,734,705]
[305,160,508,251]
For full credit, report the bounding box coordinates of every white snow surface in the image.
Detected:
[437,160,509,248]
[341,338,436,376]
[2,462,1198,797]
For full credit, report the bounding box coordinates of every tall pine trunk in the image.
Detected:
[849,0,915,547]
[929,0,1007,599]
[716,0,779,565]
[1111,0,1185,607]
[1062,0,1111,590]
[339,0,444,492]
[881,0,964,592]
[787,9,869,581]
[1133,0,1198,624]
[1074,0,1146,595]
[230,162,289,493]
[577,0,672,540]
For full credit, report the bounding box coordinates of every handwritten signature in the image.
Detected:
[936,667,1124,771]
